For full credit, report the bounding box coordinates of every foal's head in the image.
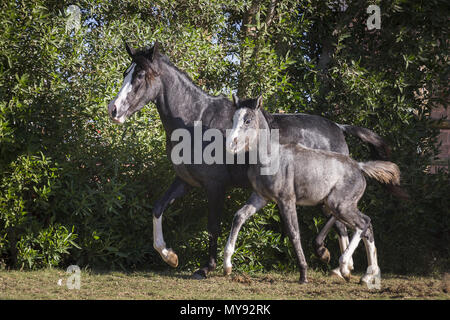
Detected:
[108,41,163,124]
[227,95,265,154]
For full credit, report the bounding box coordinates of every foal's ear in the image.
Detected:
[124,41,136,57]
[256,95,263,110]
[152,41,161,61]
[232,94,239,108]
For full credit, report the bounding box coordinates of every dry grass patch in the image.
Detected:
[0,269,448,300]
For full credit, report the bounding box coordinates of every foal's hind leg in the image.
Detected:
[278,200,309,284]
[333,209,370,282]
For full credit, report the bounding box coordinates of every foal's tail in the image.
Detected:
[339,124,409,199]
[358,161,401,186]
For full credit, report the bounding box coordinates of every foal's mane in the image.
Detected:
[236,98,279,129]
[260,108,279,130]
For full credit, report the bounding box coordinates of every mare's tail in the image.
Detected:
[339,124,409,199]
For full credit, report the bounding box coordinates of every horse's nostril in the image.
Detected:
[111,105,117,118]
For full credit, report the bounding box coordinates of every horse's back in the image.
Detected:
[273,113,349,155]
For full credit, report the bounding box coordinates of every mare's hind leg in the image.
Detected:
[278,199,308,284]
[153,177,190,268]
[223,193,267,275]
[192,184,225,279]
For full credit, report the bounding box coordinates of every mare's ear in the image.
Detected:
[124,41,136,57]
[255,95,263,110]
[152,41,161,61]
[232,94,239,108]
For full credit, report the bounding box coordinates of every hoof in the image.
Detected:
[342,273,351,282]
[319,248,331,264]
[224,266,232,276]
[329,268,344,280]
[359,276,370,286]
[192,269,207,280]
[165,249,178,268]
[316,246,331,264]
[339,263,352,282]
[299,278,309,284]
[360,267,381,289]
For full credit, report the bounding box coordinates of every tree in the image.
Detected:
[0,0,448,273]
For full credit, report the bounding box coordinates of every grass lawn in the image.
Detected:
[0,268,449,300]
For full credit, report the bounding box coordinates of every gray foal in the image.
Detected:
[224,96,401,284]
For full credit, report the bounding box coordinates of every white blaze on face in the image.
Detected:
[110,63,136,123]
[227,108,250,154]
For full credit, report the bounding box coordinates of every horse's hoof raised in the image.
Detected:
[165,249,178,268]
[319,248,331,264]
[316,246,331,264]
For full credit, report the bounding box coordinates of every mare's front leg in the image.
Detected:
[153,177,190,267]
[192,183,226,279]
[223,192,267,275]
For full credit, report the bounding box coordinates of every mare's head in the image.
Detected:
[226,94,264,154]
[108,41,163,124]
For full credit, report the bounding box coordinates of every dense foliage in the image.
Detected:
[1,0,448,274]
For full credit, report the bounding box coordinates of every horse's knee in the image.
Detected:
[334,220,348,237]
[232,205,254,226]
[152,199,165,218]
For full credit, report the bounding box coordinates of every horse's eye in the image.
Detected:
[245,119,251,125]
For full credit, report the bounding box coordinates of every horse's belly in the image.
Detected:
[296,198,321,206]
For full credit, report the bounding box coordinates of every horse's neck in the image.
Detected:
[155,62,216,133]
[256,110,280,166]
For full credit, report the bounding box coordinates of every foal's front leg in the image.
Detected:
[223,192,267,275]
[278,200,309,283]
[153,177,190,267]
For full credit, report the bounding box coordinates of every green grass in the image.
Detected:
[0,268,449,300]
